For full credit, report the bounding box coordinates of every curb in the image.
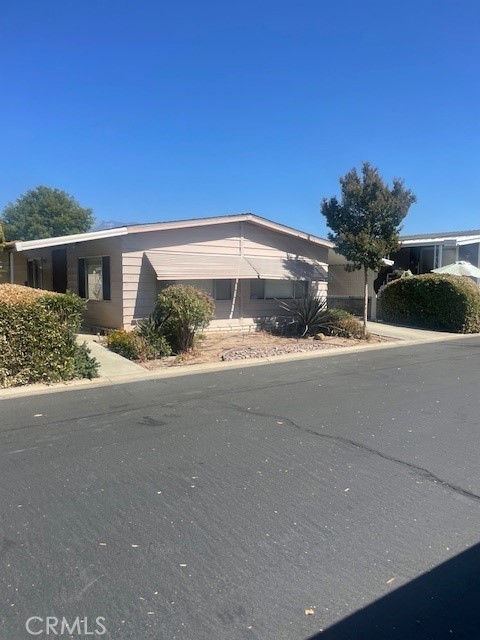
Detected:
[0,331,476,399]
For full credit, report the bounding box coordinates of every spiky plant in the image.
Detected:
[280,296,331,336]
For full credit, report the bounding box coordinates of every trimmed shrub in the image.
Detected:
[0,284,98,387]
[153,285,215,352]
[106,328,171,361]
[323,308,365,339]
[380,274,480,333]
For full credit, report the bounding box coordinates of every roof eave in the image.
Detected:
[126,213,333,248]
[13,227,129,252]
[10,213,333,251]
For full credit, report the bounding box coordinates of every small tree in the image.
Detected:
[1,186,94,241]
[321,162,416,336]
[153,284,215,353]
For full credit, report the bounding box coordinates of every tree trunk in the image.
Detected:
[363,266,369,338]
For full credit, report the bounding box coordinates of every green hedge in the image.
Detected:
[380,274,480,333]
[0,284,98,387]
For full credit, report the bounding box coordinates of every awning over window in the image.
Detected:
[145,252,258,280]
[144,251,328,281]
[244,257,327,281]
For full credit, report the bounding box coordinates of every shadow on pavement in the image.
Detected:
[307,542,480,640]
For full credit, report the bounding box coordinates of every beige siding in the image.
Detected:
[11,239,123,329]
[68,237,123,329]
[121,222,240,322]
[10,221,329,330]
[122,221,329,328]
[11,252,28,286]
[122,222,242,255]
[328,265,374,298]
[242,224,324,260]
[10,248,53,289]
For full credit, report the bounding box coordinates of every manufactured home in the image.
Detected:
[1,214,332,331]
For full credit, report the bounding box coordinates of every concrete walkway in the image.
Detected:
[77,331,146,380]
[366,321,463,342]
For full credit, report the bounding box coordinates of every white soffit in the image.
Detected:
[14,227,128,251]
[145,252,328,281]
[456,237,480,246]
[400,235,480,248]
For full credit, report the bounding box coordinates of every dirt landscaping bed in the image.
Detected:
[139,330,393,370]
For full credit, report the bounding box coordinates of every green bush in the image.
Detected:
[0,284,98,387]
[106,328,171,361]
[323,308,365,339]
[137,315,172,357]
[153,284,215,352]
[380,274,480,333]
[73,342,100,379]
[106,330,143,360]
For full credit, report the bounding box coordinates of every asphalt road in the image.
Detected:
[1,339,480,640]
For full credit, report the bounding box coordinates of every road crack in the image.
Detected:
[228,403,480,505]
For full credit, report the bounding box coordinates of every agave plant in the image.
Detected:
[280,295,332,337]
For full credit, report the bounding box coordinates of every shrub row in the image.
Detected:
[107,287,366,364]
[380,274,480,333]
[0,284,98,387]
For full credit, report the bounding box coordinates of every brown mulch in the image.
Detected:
[139,330,393,370]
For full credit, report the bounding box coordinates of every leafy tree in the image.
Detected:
[1,186,94,241]
[321,162,416,335]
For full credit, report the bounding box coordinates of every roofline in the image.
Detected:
[400,229,480,241]
[125,213,333,247]
[13,227,128,251]
[400,235,480,247]
[12,214,333,251]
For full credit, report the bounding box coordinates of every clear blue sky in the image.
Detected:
[1,0,479,238]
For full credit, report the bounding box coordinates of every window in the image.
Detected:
[459,243,479,265]
[181,280,214,296]
[160,279,233,301]
[27,259,43,288]
[250,279,308,300]
[213,280,232,301]
[78,257,111,301]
